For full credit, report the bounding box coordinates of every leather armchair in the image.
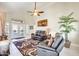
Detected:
[37,33,65,56]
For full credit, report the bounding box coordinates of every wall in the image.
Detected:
[5,8,36,38]
[34,2,79,45]
[34,3,66,36]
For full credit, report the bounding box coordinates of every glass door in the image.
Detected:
[4,19,35,40]
[11,23,19,38]
[12,22,25,39]
[5,20,25,39]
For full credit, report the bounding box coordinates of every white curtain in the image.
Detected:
[0,10,6,35]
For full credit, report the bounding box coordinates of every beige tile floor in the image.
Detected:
[60,45,79,56]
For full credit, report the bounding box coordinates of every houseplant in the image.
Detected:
[58,12,77,48]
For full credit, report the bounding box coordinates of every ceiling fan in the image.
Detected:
[27,2,44,16]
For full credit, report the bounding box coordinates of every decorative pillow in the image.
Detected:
[47,37,54,47]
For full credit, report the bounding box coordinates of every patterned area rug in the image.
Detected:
[13,39,39,56]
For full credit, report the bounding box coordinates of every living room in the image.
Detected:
[0,2,79,56]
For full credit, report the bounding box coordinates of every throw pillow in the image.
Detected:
[47,37,54,47]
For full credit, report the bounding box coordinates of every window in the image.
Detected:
[5,22,9,35]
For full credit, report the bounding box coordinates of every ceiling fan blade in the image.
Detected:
[31,14,34,16]
[37,13,40,16]
[27,11,33,13]
[38,11,44,13]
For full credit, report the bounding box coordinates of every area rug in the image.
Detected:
[13,39,38,56]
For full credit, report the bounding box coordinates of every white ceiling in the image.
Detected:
[0,2,55,13]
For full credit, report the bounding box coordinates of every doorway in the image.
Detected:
[5,20,26,39]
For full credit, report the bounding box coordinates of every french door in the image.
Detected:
[5,20,26,39]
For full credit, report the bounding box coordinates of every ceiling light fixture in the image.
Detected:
[27,2,44,16]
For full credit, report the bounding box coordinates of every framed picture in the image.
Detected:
[37,19,48,26]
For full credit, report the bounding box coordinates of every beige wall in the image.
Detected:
[34,2,79,45]
[34,3,66,36]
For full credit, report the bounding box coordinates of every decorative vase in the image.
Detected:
[64,40,71,48]
[64,33,71,48]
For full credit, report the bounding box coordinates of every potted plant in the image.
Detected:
[58,12,77,48]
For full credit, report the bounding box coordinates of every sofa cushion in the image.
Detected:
[51,36,63,49]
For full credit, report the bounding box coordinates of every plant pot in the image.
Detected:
[64,40,71,48]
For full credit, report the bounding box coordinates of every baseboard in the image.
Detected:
[71,43,79,48]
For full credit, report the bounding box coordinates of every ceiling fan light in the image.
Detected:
[35,9,37,12]
[33,12,38,16]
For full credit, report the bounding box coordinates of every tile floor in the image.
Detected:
[60,45,79,56]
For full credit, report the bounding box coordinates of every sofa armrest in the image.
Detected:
[37,45,56,52]
[37,45,58,56]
